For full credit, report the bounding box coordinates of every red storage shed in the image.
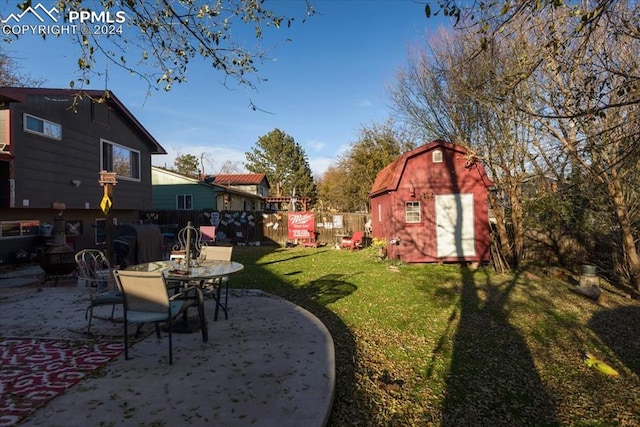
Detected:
[369,141,494,264]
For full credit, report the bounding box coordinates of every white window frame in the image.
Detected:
[101,139,141,181]
[405,201,421,223]
[0,220,40,239]
[177,194,193,210]
[432,150,443,163]
[378,203,382,222]
[23,113,62,140]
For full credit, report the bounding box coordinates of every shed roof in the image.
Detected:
[0,87,166,155]
[369,140,492,197]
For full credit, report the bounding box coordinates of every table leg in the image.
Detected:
[196,287,208,342]
[213,279,229,321]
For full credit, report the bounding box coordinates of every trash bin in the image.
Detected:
[581,264,597,276]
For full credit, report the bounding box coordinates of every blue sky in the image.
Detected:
[2,0,452,176]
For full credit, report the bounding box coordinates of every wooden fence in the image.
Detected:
[139,210,370,246]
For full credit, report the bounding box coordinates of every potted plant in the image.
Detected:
[370,238,387,260]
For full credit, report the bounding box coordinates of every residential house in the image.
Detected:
[153,167,265,211]
[369,140,494,264]
[203,173,270,198]
[203,173,316,211]
[0,87,166,263]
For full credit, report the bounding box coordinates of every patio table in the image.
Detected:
[126,260,245,337]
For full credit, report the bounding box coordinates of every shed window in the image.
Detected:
[101,139,140,180]
[405,201,421,223]
[177,194,193,210]
[23,114,62,140]
[377,203,382,222]
[432,150,443,163]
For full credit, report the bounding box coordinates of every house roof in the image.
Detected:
[152,167,264,199]
[0,87,166,155]
[369,140,493,197]
[207,173,270,188]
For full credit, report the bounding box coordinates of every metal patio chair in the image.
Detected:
[75,249,123,334]
[201,245,234,321]
[113,269,207,364]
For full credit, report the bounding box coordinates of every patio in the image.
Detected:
[0,266,335,427]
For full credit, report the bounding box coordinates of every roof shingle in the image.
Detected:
[208,173,269,188]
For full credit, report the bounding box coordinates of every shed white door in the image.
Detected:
[435,194,476,258]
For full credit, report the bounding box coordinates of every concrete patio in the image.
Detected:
[0,266,335,426]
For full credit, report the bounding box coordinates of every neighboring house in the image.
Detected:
[203,173,315,211]
[369,140,494,264]
[203,173,270,198]
[152,167,265,211]
[0,87,166,263]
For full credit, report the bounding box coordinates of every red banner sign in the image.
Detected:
[288,212,315,239]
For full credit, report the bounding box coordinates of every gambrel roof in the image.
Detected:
[369,140,493,197]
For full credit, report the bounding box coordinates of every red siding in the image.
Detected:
[370,141,493,264]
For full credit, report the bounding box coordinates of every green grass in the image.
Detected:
[231,245,640,426]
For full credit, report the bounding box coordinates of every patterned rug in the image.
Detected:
[0,337,123,426]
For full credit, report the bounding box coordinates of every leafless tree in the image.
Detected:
[0,48,43,87]
[408,2,640,289]
[389,28,547,268]
[513,5,640,289]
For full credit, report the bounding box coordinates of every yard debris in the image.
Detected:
[580,350,619,377]
[573,284,602,302]
[545,266,568,279]
[388,266,400,272]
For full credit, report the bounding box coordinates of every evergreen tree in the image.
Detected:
[245,129,317,207]
[173,154,200,178]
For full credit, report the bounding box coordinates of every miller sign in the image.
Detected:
[288,212,315,239]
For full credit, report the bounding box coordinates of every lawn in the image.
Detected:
[231,245,640,426]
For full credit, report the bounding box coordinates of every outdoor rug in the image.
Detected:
[0,337,123,426]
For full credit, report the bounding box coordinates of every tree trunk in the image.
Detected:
[609,178,640,291]
[509,185,525,269]
[487,191,513,268]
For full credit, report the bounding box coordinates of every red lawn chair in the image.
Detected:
[340,231,364,250]
[301,230,319,248]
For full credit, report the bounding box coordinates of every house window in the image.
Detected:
[23,114,62,140]
[432,150,443,163]
[405,201,421,223]
[177,194,193,210]
[0,110,9,147]
[0,220,40,239]
[101,139,140,180]
[378,203,382,222]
